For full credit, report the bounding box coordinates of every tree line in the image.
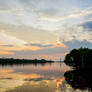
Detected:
[0,58,53,65]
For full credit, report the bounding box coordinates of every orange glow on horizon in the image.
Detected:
[0,45,43,55]
[23,46,43,51]
[0,51,14,55]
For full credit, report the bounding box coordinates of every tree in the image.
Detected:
[64,48,92,70]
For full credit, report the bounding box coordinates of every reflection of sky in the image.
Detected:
[0,63,70,92]
[0,0,92,60]
[5,80,62,92]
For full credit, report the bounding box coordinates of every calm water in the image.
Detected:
[0,62,90,92]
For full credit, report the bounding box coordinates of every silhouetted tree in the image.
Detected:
[64,48,92,69]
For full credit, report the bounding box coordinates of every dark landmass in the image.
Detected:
[0,58,54,65]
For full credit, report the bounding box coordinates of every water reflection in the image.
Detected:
[5,80,59,92]
[2,62,91,92]
[0,63,52,67]
[0,62,70,92]
[64,70,92,91]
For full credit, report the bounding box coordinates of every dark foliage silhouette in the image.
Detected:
[64,47,92,69]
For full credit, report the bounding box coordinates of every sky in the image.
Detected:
[0,0,92,61]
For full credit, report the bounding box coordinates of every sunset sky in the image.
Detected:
[0,0,92,61]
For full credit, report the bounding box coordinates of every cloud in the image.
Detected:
[15,47,67,56]
[37,7,92,22]
[25,40,67,50]
[0,23,58,44]
[0,44,14,47]
[64,40,92,51]
[0,9,11,13]
[80,21,92,31]
[55,39,67,48]
[25,43,53,48]
[55,24,92,43]
[0,32,27,46]
[9,40,92,59]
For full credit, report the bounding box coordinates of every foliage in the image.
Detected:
[64,47,92,69]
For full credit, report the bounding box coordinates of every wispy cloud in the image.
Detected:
[0,44,14,47]
[56,25,92,42]
[25,43,53,48]
[0,32,27,46]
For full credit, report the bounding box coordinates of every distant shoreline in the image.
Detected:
[0,58,54,65]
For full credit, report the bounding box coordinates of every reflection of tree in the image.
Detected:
[64,70,92,91]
